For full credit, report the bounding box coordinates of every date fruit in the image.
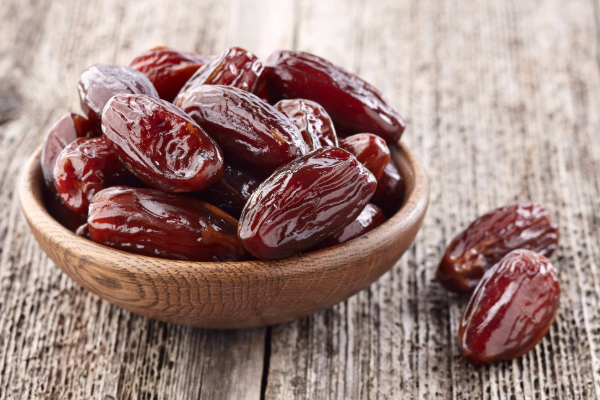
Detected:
[188,164,262,218]
[176,85,309,174]
[314,203,386,250]
[130,46,211,102]
[54,137,135,215]
[458,249,560,365]
[436,201,559,293]
[264,50,405,143]
[179,47,263,95]
[274,99,338,150]
[339,133,390,181]
[371,160,405,216]
[238,147,377,260]
[41,113,97,191]
[102,94,224,192]
[88,187,248,262]
[78,64,158,126]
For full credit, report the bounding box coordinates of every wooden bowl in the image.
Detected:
[19,142,429,329]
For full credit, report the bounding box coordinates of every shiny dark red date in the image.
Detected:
[274,99,338,150]
[179,47,263,95]
[436,201,560,293]
[54,137,134,215]
[88,187,248,262]
[314,203,386,250]
[371,160,405,216]
[176,85,309,174]
[41,113,97,191]
[238,147,377,260]
[130,46,211,102]
[78,64,158,126]
[102,94,224,192]
[339,133,390,181]
[458,249,560,365]
[264,50,405,143]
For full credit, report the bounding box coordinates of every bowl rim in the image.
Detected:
[20,141,429,277]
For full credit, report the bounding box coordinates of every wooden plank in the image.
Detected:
[3,0,600,398]
[0,0,288,398]
[264,0,600,399]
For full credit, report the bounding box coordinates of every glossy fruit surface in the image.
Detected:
[339,133,390,181]
[102,94,224,192]
[238,147,377,260]
[179,47,263,95]
[54,137,134,215]
[264,50,405,143]
[176,85,309,173]
[41,113,97,191]
[436,201,559,293]
[78,64,158,126]
[314,203,386,249]
[458,249,560,365]
[188,164,262,218]
[88,187,248,262]
[371,160,405,216]
[274,99,338,150]
[130,46,211,102]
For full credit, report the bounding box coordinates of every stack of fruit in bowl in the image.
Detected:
[41,46,407,262]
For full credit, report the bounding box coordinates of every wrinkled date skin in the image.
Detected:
[371,160,405,216]
[78,64,158,126]
[54,137,135,215]
[339,133,390,181]
[238,147,377,260]
[130,46,211,102]
[436,201,560,293]
[176,85,309,174]
[458,250,560,365]
[103,94,224,192]
[179,47,263,95]
[188,164,263,218]
[41,113,97,191]
[314,203,386,250]
[264,50,406,143]
[274,99,338,150]
[88,187,248,262]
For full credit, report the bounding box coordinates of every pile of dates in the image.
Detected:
[436,201,561,365]
[42,46,408,262]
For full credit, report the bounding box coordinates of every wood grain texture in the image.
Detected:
[1,0,600,398]
[19,142,428,329]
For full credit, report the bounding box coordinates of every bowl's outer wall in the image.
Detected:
[20,142,429,329]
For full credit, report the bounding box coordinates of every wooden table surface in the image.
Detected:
[1,0,599,398]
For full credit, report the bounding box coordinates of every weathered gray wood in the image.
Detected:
[0,0,276,398]
[2,0,600,398]
[264,0,600,399]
